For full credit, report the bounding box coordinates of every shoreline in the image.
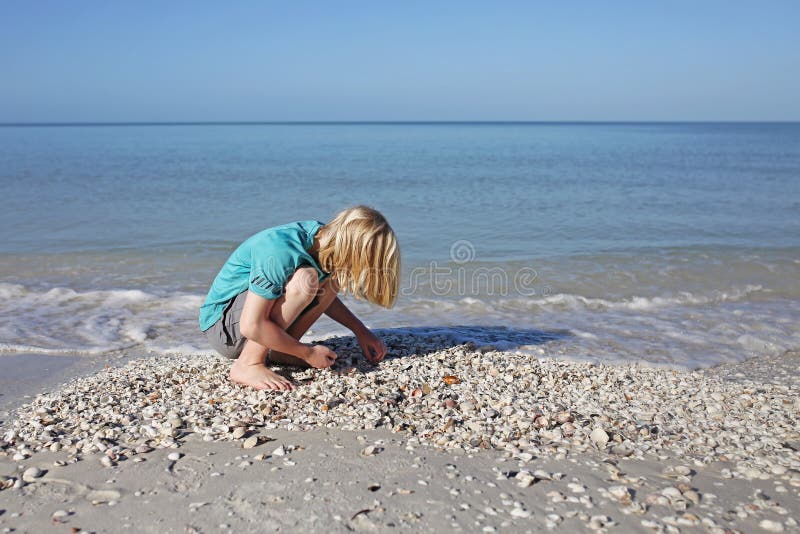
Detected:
[1,335,798,532]
[0,350,146,426]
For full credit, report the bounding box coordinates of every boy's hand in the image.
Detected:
[357,330,387,363]
[307,345,337,368]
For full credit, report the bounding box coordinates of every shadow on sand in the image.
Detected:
[278,326,571,381]
[318,325,572,362]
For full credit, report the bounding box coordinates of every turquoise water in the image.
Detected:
[1,123,798,367]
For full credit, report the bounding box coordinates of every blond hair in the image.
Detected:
[317,206,400,308]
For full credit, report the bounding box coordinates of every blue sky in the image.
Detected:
[1,1,798,122]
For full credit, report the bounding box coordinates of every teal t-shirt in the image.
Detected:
[199,220,328,331]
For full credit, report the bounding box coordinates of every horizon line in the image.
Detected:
[1,120,799,127]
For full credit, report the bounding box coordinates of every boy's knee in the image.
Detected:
[286,267,319,300]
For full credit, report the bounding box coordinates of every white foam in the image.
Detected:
[0,282,797,369]
[344,287,800,369]
[0,283,205,356]
[523,285,765,312]
[0,343,117,356]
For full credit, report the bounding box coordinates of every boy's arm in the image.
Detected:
[238,291,314,360]
[324,296,368,335]
[325,297,387,362]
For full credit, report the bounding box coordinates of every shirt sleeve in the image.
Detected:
[248,249,287,300]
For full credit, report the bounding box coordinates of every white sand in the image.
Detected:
[0,341,798,533]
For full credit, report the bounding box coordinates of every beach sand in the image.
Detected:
[0,335,797,533]
[0,354,126,421]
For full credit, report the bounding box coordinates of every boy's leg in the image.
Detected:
[230,267,319,390]
[267,277,339,367]
[267,267,322,332]
[232,338,295,390]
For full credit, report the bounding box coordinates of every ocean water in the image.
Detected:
[1,122,798,368]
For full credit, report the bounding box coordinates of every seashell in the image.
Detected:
[2,332,795,481]
[590,428,610,447]
[555,411,573,424]
[607,485,632,504]
[22,467,44,482]
[535,416,550,428]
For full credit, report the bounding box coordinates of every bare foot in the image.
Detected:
[230,361,294,391]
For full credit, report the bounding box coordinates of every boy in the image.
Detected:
[200,206,400,390]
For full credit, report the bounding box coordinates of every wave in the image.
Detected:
[0,283,207,356]
[511,284,765,312]
[383,284,766,318]
[0,282,797,368]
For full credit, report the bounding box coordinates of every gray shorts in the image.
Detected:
[204,291,248,359]
[204,290,320,360]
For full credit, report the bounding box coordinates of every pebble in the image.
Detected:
[509,507,531,518]
[568,483,587,493]
[516,473,536,488]
[51,510,69,521]
[607,485,632,504]
[167,452,182,461]
[759,519,784,532]
[674,466,691,476]
[272,445,286,456]
[533,470,551,480]
[661,487,682,500]
[663,465,692,478]
[588,515,615,530]
[771,465,787,475]
[22,467,44,482]
[683,490,701,505]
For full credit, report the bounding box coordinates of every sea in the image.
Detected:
[1,122,798,369]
